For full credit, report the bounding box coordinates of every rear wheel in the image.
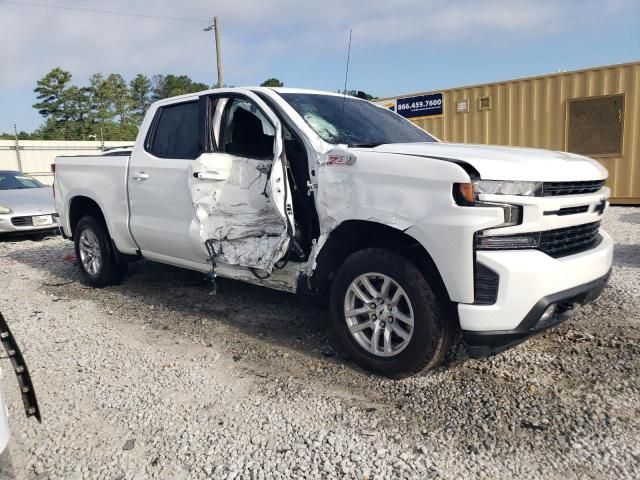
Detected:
[329,248,453,377]
[74,216,126,287]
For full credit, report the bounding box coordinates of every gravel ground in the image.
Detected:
[0,206,638,480]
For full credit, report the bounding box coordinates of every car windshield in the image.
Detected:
[0,172,45,190]
[280,93,436,146]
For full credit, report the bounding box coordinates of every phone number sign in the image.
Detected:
[396,93,443,118]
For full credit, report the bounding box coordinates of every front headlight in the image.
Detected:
[454,180,543,206]
[473,180,542,197]
[0,205,12,215]
[453,183,523,227]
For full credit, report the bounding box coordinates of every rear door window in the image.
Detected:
[148,101,200,159]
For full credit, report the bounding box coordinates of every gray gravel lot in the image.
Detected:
[0,206,638,480]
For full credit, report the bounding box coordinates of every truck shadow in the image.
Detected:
[5,242,346,370]
[613,244,640,268]
[619,211,640,225]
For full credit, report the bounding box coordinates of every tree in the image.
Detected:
[151,74,209,100]
[87,73,113,139]
[32,68,75,138]
[129,74,152,123]
[0,130,32,140]
[260,78,284,87]
[30,69,211,140]
[59,85,92,139]
[33,67,73,119]
[33,118,62,140]
[107,73,130,125]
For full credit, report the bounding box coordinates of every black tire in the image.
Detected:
[329,248,453,377]
[73,215,127,287]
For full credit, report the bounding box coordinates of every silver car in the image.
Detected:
[0,171,57,234]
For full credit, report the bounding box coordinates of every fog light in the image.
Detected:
[540,304,557,323]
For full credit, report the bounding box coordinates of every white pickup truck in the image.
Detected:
[53,88,613,376]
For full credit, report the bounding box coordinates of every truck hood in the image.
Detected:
[367,142,608,182]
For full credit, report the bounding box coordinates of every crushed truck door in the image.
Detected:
[189,91,295,273]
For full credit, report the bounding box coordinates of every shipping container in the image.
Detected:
[376,61,640,204]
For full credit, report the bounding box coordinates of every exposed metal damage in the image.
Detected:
[190,154,290,273]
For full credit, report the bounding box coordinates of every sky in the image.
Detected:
[0,0,639,134]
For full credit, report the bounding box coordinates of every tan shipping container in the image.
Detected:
[377,61,640,204]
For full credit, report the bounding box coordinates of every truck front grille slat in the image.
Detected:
[539,221,602,257]
[542,180,605,196]
[476,221,602,258]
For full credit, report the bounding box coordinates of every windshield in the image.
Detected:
[280,93,436,146]
[0,172,45,190]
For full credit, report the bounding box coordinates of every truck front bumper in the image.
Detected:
[458,229,613,358]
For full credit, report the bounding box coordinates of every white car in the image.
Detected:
[0,171,56,235]
[53,88,613,376]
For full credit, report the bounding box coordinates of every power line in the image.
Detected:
[0,0,203,23]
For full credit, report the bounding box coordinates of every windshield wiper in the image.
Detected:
[349,142,384,148]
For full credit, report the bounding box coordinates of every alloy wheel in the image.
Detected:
[78,229,102,276]
[343,272,415,357]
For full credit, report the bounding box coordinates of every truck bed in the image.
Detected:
[54,155,138,254]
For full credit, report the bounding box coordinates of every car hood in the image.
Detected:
[366,142,608,181]
[0,187,55,215]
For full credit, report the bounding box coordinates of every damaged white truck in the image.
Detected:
[53,88,613,376]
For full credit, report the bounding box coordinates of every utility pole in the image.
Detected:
[204,17,223,88]
[13,124,22,172]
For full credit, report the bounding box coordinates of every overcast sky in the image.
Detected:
[1,0,639,133]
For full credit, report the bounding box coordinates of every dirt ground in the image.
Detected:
[0,207,638,479]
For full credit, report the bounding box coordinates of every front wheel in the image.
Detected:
[74,216,127,287]
[329,248,453,377]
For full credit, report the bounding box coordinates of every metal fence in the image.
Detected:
[0,140,133,185]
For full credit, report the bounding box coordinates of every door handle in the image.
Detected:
[193,171,225,181]
[132,172,149,181]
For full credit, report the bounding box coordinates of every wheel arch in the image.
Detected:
[68,196,108,240]
[309,220,455,313]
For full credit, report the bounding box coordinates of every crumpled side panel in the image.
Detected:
[190,154,289,272]
[316,164,355,231]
